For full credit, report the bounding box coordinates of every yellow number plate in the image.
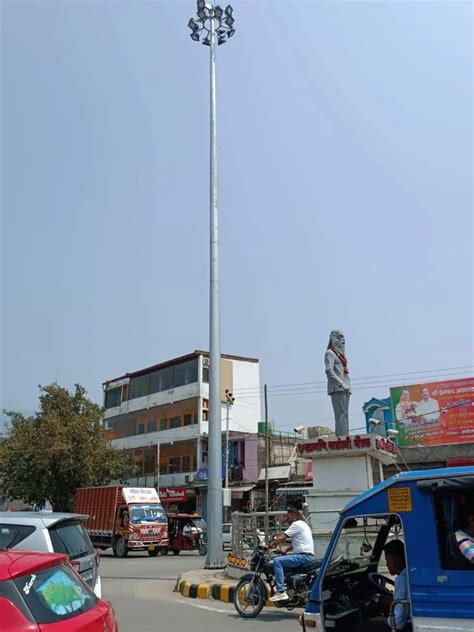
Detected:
[388,487,412,512]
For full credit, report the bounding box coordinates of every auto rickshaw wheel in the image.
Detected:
[172,549,180,555]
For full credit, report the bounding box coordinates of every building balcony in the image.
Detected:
[104,382,202,420]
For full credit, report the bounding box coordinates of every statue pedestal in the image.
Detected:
[299,434,398,557]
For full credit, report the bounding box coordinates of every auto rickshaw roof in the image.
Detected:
[343,466,474,513]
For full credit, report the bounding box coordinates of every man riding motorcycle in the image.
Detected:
[266,506,315,602]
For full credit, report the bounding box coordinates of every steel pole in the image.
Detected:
[205,13,224,568]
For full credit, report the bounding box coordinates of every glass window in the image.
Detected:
[0,524,35,549]
[48,521,94,560]
[150,366,173,393]
[173,359,198,388]
[105,387,121,409]
[169,457,180,473]
[14,564,97,624]
[183,414,193,426]
[182,456,191,471]
[137,424,145,435]
[160,418,168,431]
[130,504,167,525]
[170,416,181,429]
[129,374,150,399]
[147,420,157,433]
[203,367,209,383]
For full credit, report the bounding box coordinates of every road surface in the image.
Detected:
[101,550,300,632]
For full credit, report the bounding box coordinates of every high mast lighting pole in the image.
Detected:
[188,1,235,569]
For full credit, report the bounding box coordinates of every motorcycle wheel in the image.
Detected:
[172,549,180,556]
[148,548,159,557]
[160,547,169,556]
[233,576,266,619]
[198,542,207,556]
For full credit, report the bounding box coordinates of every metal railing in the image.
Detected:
[230,511,287,558]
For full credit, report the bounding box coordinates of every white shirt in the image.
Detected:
[416,398,440,423]
[284,520,314,554]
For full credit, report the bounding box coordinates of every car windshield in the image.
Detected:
[327,517,385,574]
[14,563,97,624]
[130,504,167,524]
[48,520,94,560]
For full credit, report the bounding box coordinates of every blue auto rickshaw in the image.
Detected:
[301,466,474,632]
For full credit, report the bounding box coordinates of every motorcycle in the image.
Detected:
[233,546,322,619]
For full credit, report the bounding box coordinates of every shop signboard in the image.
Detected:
[390,377,474,447]
[159,487,188,503]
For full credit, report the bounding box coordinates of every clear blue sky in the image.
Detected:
[1,1,472,434]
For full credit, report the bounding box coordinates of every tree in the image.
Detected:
[0,383,134,511]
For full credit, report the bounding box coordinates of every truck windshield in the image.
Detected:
[130,504,166,524]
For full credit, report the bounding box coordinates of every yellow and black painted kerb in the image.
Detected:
[175,576,273,606]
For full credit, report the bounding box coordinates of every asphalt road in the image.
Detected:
[100,550,300,632]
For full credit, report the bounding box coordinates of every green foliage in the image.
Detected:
[0,384,134,511]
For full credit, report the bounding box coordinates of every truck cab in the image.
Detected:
[301,466,474,632]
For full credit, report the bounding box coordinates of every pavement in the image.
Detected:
[101,550,299,632]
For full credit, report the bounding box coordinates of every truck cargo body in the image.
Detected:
[74,486,168,558]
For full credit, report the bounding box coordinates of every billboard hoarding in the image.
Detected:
[390,377,474,447]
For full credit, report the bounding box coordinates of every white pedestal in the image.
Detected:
[300,434,397,557]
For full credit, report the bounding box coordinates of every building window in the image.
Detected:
[182,455,191,472]
[160,418,168,431]
[169,457,180,473]
[193,412,198,424]
[202,410,209,421]
[173,359,198,388]
[170,416,181,429]
[105,387,122,409]
[129,374,150,400]
[147,420,157,433]
[137,423,145,435]
[203,367,209,383]
[183,414,193,426]
[150,366,173,394]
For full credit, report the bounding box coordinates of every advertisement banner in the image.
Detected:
[390,377,474,447]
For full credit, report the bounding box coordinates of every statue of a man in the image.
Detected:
[325,330,351,436]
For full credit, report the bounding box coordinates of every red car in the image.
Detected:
[0,549,117,631]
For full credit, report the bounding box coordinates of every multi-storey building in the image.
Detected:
[103,350,261,515]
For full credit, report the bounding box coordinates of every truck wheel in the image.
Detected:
[148,548,159,557]
[160,547,169,556]
[114,537,129,558]
[172,549,180,556]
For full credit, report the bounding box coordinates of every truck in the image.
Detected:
[74,486,168,558]
[300,466,474,632]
